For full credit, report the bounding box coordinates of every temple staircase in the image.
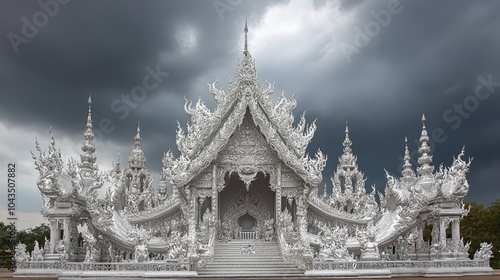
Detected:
[198,240,304,277]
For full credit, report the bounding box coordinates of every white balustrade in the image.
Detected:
[239,231,256,239]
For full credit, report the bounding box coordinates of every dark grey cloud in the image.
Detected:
[1,0,499,214]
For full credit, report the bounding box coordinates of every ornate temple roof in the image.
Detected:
[163,23,326,187]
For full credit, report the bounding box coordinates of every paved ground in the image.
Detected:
[1,268,500,280]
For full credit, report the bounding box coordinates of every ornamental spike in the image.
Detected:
[342,121,352,154]
[244,17,248,57]
[338,121,357,170]
[128,121,146,170]
[417,113,433,177]
[81,93,96,173]
[402,136,416,183]
[135,121,142,148]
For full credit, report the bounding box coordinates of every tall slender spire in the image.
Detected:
[343,121,352,155]
[243,17,249,57]
[339,121,355,168]
[402,137,416,183]
[134,121,142,148]
[417,113,433,177]
[81,94,96,173]
[128,121,146,170]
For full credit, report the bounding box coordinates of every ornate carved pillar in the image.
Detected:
[187,189,197,250]
[69,217,79,257]
[439,217,447,248]
[431,219,440,246]
[416,220,424,252]
[296,186,308,239]
[275,163,282,220]
[196,196,205,227]
[49,219,60,254]
[212,165,218,222]
[286,196,295,223]
[452,219,460,248]
[62,218,71,254]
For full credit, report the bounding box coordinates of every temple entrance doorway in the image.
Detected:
[218,171,275,240]
[238,213,257,231]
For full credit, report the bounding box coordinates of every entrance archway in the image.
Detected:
[238,213,256,231]
[219,172,275,239]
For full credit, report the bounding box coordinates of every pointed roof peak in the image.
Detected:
[84,93,93,135]
[421,113,427,130]
[86,93,93,127]
[243,18,249,57]
[343,122,352,148]
[134,121,142,147]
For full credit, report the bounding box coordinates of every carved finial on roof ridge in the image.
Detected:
[244,17,248,57]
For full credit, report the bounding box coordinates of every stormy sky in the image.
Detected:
[1,0,499,229]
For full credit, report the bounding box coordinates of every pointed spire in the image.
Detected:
[243,17,249,57]
[86,94,92,128]
[134,121,142,148]
[128,121,146,170]
[338,121,356,169]
[402,137,416,183]
[417,113,433,177]
[234,17,257,94]
[81,93,96,173]
[342,121,352,155]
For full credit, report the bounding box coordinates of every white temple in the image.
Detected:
[16,23,494,278]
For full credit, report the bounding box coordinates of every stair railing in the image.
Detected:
[239,231,256,240]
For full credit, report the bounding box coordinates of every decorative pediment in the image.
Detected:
[163,41,326,188]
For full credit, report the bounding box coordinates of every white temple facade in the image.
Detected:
[16,23,494,278]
